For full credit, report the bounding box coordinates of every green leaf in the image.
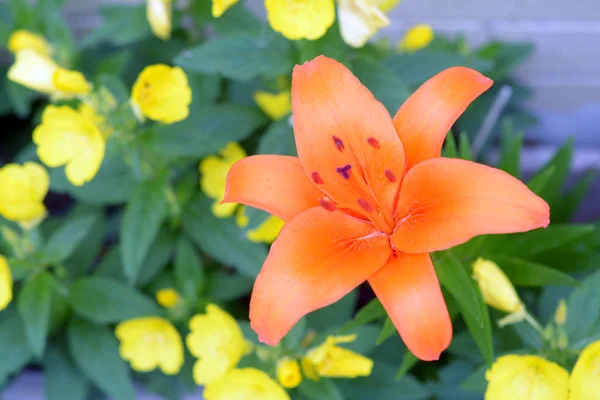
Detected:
[553,170,598,223]
[44,346,89,400]
[492,256,579,287]
[342,298,386,333]
[537,139,573,210]
[205,271,254,301]
[150,104,266,159]
[17,272,55,357]
[183,196,267,278]
[80,5,151,47]
[0,308,33,386]
[257,118,297,156]
[498,123,523,178]
[395,352,419,379]
[186,70,221,107]
[210,2,262,35]
[461,286,494,366]
[282,317,307,350]
[443,134,458,158]
[564,270,600,344]
[434,252,482,323]
[299,379,344,400]
[174,236,204,303]
[176,29,294,81]
[376,318,396,345]
[6,79,38,118]
[44,213,99,264]
[7,0,34,28]
[306,290,358,331]
[352,58,410,114]
[68,319,135,400]
[65,209,106,279]
[458,132,473,160]
[478,42,534,81]
[137,229,176,286]
[70,277,161,324]
[527,165,556,196]
[120,179,168,284]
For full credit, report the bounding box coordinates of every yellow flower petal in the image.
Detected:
[246,216,285,244]
[0,255,13,311]
[265,0,335,41]
[186,304,247,384]
[212,0,239,17]
[304,334,373,379]
[398,24,434,52]
[199,142,246,218]
[473,258,524,314]
[485,355,569,400]
[8,49,58,94]
[33,105,105,186]
[253,91,292,120]
[52,68,91,96]
[277,357,302,389]
[130,64,192,124]
[156,288,180,308]
[377,0,401,13]
[570,340,600,400]
[147,0,172,40]
[338,0,390,48]
[204,368,290,400]
[7,30,52,57]
[115,317,184,375]
[0,162,48,226]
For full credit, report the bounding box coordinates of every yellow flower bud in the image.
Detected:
[276,357,302,389]
[156,288,180,308]
[8,30,52,57]
[253,90,292,120]
[52,68,91,96]
[398,24,434,53]
[302,334,373,380]
[211,0,239,18]
[147,0,172,41]
[472,258,524,314]
[0,255,13,311]
[0,162,49,227]
[554,299,567,326]
[570,340,600,400]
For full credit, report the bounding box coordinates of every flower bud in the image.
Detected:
[276,357,302,388]
[472,258,524,314]
[554,299,567,326]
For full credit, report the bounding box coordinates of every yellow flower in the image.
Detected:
[236,206,284,244]
[156,288,180,308]
[131,64,191,124]
[115,317,184,375]
[199,142,246,218]
[485,355,568,400]
[52,68,91,96]
[33,105,105,187]
[276,357,302,389]
[253,90,292,120]
[186,304,250,385]
[0,255,13,311]
[398,24,434,52]
[147,0,172,40]
[7,49,91,98]
[212,0,239,17]
[204,368,290,400]
[265,0,335,41]
[302,334,374,380]
[337,0,400,48]
[473,258,525,315]
[570,340,600,400]
[7,30,52,57]
[0,162,49,227]
[554,299,567,326]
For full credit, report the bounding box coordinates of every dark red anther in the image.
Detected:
[319,198,337,212]
[336,164,352,179]
[357,198,373,212]
[367,137,380,149]
[332,136,345,151]
[312,172,324,184]
[385,169,396,183]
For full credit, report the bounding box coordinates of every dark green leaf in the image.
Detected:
[150,104,266,158]
[65,209,105,279]
[395,352,418,380]
[70,277,161,324]
[552,170,598,223]
[120,179,168,284]
[176,29,294,81]
[282,317,307,350]
[458,132,473,160]
[478,42,534,81]
[564,270,600,344]
[140,371,182,400]
[17,272,55,357]
[460,283,494,366]
[0,308,33,386]
[137,229,176,287]
[352,58,410,114]
[205,271,254,301]
[306,290,358,331]
[443,134,458,158]
[210,2,262,35]
[44,213,99,264]
[44,346,90,400]
[527,165,556,196]
[341,298,385,334]
[377,318,396,345]
[6,79,38,118]
[257,118,297,156]
[183,196,267,278]
[537,139,573,211]
[80,5,151,47]
[174,236,204,303]
[490,256,579,287]
[299,379,344,400]
[498,123,523,178]
[511,321,543,349]
[186,70,221,107]
[68,319,135,400]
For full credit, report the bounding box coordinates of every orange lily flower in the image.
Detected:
[223,56,549,361]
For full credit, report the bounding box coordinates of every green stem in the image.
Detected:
[524,311,545,336]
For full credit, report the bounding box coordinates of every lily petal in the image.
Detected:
[292,55,405,231]
[392,158,550,254]
[223,155,323,221]
[369,253,451,361]
[393,67,492,170]
[250,207,391,345]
